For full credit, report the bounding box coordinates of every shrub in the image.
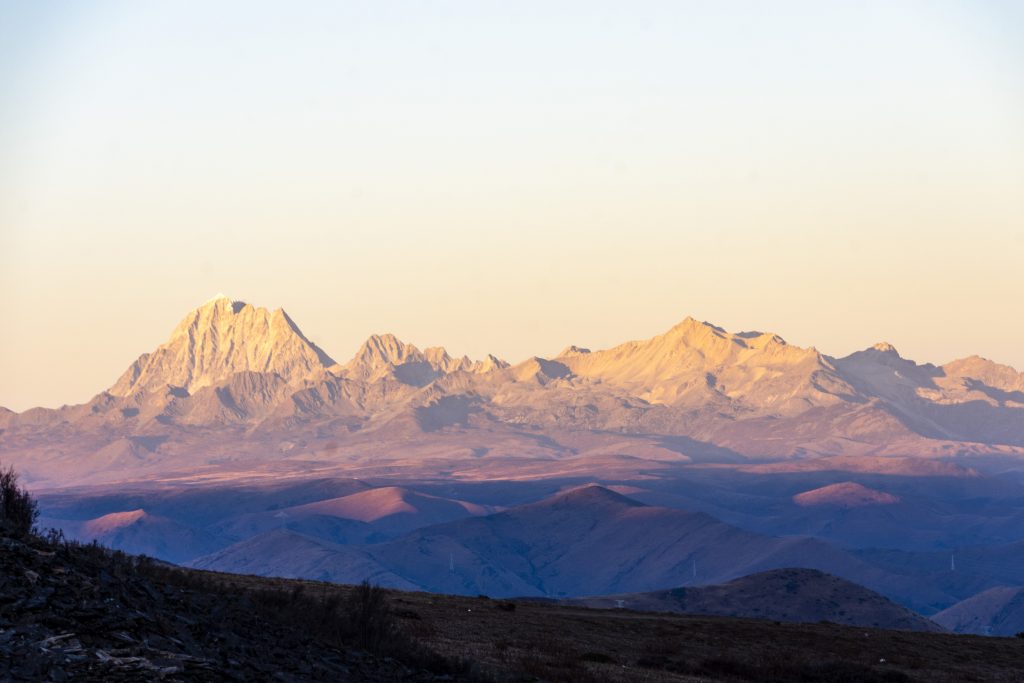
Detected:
[343,580,395,652]
[42,526,66,546]
[0,463,38,538]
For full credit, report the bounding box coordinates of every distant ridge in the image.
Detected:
[564,568,943,632]
[191,485,925,607]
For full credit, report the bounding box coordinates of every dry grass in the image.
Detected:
[177,569,1024,682]
[135,562,476,678]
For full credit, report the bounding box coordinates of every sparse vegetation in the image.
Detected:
[0,462,37,538]
[0,464,476,680]
[138,563,471,676]
[343,580,398,652]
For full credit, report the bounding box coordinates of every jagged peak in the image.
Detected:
[341,334,427,384]
[425,347,481,374]
[197,293,246,313]
[668,316,725,334]
[345,335,508,383]
[871,342,900,355]
[423,346,452,361]
[170,296,300,342]
[362,332,403,348]
[353,333,421,364]
[945,354,1000,368]
[512,356,573,383]
[187,298,333,364]
[737,330,788,346]
[109,297,337,397]
[557,314,844,410]
[472,354,510,373]
[660,317,744,349]
[653,317,801,356]
[839,342,906,366]
[558,345,592,357]
[942,355,1024,383]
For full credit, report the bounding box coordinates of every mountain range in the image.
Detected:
[2,295,1023,488]
[4,296,1024,635]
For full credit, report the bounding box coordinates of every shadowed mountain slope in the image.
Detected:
[192,486,934,606]
[39,509,220,564]
[565,568,943,632]
[933,586,1024,636]
[192,529,422,589]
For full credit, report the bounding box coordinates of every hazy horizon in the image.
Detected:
[2,1,1023,411]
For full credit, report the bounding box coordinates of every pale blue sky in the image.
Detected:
[1,1,1022,410]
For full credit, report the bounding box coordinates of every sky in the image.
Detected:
[1,1,1022,411]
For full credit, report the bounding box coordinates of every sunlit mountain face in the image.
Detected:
[4,296,1023,487]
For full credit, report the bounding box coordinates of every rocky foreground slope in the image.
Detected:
[0,532,462,681]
